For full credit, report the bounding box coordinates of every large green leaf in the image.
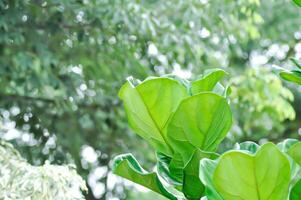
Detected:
[213,143,291,200]
[191,69,227,95]
[112,154,178,200]
[167,92,232,164]
[119,77,188,156]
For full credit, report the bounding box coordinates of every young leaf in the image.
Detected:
[119,77,188,156]
[213,143,291,200]
[182,150,219,200]
[191,69,227,95]
[168,152,186,183]
[167,92,232,164]
[112,154,177,200]
[156,152,182,186]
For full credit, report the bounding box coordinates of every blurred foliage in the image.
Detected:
[230,68,295,141]
[0,140,87,200]
[0,0,301,199]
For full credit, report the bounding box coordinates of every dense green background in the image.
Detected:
[0,0,301,199]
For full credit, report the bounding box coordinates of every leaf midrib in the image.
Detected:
[253,158,261,200]
[136,88,173,153]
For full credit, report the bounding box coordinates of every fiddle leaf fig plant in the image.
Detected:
[114,69,231,200]
[113,68,301,200]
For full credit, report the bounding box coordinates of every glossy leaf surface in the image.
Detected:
[119,77,188,155]
[280,71,301,85]
[191,69,227,95]
[167,92,232,164]
[113,154,177,200]
[182,150,218,199]
[213,143,291,200]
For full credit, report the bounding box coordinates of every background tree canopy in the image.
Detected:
[0,0,301,199]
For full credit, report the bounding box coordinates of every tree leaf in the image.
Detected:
[191,69,227,95]
[119,77,188,156]
[279,71,301,85]
[213,143,291,200]
[112,153,177,200]
[167,92,232,164]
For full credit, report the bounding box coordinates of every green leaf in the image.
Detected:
[292,70,301,78]
[287,142,301,166]
[191,69,227,95]
[168,152,185,183]
[277,139,299,152]
[213,143,291,200]
[156,152,182,186]
[280,71,301,85]
[199,159,224,200]
[277,139,301,186]
[292,0,301,7]
[112,154,177,200]
[167,92,232,164]
[119,77,188,156]
[157,149,219,200]
[290,179,301,200]
[182,150,219,200]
